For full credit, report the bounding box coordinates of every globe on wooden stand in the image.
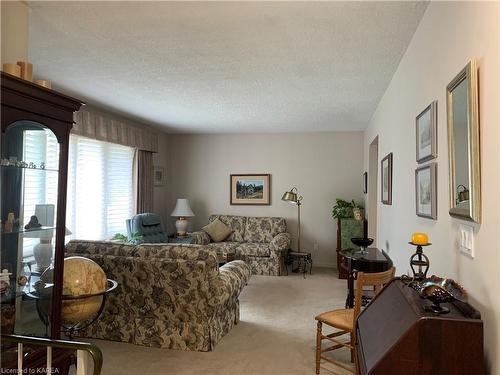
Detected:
[36,256,117,338]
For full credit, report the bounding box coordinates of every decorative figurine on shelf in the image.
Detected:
[17,275,28,287]
[25,215,42,230]
[409,232,431,281]
[4,213,15,233]
[40,162,45,170]
[0,269,12,295]
[28,162,36,169]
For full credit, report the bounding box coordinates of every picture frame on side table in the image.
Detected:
[363,172,368,194]
[154,166,165,187]
[230,174,271,205]
[415,163,437,220]
[381,153,393,205]
[416,101,437,163]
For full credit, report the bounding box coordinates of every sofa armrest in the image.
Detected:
[270,232,291,253]
[209,260,251,306]
[191,231,211,245]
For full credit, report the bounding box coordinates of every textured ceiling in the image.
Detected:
[28,1,427,133]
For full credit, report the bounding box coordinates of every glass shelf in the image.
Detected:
[0,275,51,304]
[0,165,59,173]
[1,226,57,236]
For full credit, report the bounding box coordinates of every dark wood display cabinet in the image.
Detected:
[1,72,83,367]
[336,218,365,279]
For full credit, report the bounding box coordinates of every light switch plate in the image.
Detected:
[459,224,474,258]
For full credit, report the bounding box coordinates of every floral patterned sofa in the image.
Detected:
[191,215,291,276]
[65,240,251,351]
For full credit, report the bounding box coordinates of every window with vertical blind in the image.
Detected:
[22,129,59,258]
[66,135,135,240]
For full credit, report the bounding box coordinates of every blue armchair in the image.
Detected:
[126,213,167,243]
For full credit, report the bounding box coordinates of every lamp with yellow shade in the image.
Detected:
[282,187,303,252]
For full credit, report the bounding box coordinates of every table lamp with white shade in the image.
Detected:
[170,199,195,237]
[24,204,72,272]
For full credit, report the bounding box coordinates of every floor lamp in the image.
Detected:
[282,187,303,252]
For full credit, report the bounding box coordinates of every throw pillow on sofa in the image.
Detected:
[202,218,233,242]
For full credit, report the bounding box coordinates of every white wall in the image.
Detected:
[1,1,29,65]
[364,2,500,373]
[167,132,364,267]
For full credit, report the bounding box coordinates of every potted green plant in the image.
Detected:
[111,232,143,244]
[332,199,364,220]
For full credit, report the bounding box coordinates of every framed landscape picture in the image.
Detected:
[415,163,437,219]
[230,174,271,205]
[154,166,165,187]
[416,101,437,163]
[381,153,393,205]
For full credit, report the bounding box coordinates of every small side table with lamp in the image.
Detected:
[170,198,195,237]
[282,187,312,278]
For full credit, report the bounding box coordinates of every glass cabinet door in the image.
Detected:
[1,120,60,337]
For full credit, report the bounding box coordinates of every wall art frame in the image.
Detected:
[415,162,437,220]
[416,100,438,163]
[230,174,271,205]
[381,153,393,205]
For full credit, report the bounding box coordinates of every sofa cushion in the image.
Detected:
[206,242,240,256]
[243,217,287,243]
[203,218,233,242]
[236,243,271,257]
[65,240,137,257]
[209,215,247,242]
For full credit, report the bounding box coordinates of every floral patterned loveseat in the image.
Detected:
[191,215,291,276]
[65,240,251,351]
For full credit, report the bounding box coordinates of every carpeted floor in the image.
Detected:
[89,267,354,375]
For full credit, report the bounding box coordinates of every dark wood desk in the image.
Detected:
[340,247,392,308]
[356,279,483,374]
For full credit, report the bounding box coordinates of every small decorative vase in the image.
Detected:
[2,63,21,78]
[34,239,53,272]
[16,61,33,81]
[353,207,364,221]
[35,79,51,89]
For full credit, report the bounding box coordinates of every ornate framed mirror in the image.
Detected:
[446,59,480,223]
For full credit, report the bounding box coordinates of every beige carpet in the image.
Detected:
[89,267,354,375]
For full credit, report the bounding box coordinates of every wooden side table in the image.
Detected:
[285,250,312,278]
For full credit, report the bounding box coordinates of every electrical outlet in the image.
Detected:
[459,224,474,258]
[313,243,319,252]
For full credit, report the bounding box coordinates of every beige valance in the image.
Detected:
[73,106,159,152]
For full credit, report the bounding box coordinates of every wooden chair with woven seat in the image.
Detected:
[314,267,395,374]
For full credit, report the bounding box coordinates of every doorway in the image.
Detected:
[368,136,378,244]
